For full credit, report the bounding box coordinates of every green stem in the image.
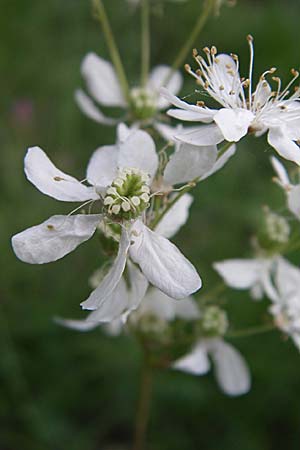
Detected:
[164,0,214,85]
[226,323,275,339]
[217,140,234,159]
[93,0,130,101]
[141,0,150,87]
[132,357,153,450]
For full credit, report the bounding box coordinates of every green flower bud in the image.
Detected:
[200,305,229,337]
[130,87,157,121]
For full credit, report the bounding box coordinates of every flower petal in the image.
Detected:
[270,156,290,189]
[75,90,119,125]
[12,214,102,264]
[80,227,130,310]
[117,129,159,180]
[163,144,217,185]
[288,185,300,219]
[201,144,236,181]
[214,259,262,289]
[54,316,99,332]
[130,221,202,299]
[25,147,98,202]
[168,109,214,123]
[86,145,119,189]
[155,194,193,239]
[173,342,210,375]
[161,87,217,118]
[268,127,300,165]
[214,108,254,142]
[148,66,183,110]
[176,123,224,146]
[81,53,126,107]
[209,340,251,396]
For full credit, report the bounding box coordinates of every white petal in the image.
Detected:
[176,123,224,146]
[268,127,300,165]
[54,316,99,332]
[117,123,133,143]
[117,129,159,180]
[148,66,183,110]
[80,228,130,310]
[81,53,126,107]
[201,144,236,181]
[86,145,119,188]
[130,221,202,299]
[275,257,300,300]
[75,89,119,125]
[85,277,129,322]
[214,259,262,289]
[155,194,193,239]
[138,288,179,320]
[168,109,214,123]
[270,156,290,189]
[172,296,200,319]
[214,108,254,142]
[126,260,149,313]
[173,342,210,375]
[209,340,251,396]
[25,147,98,202]
[163,144,217,185]
[288,185,300,219]
[12,214,102,264]
[161,87,217,118]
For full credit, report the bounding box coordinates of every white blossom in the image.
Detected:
[173,338,251,396]
[271,156,300,220]
[161,37,300,164]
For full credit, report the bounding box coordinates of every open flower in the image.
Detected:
[214,257,278,301]
[268,258,300,350]
[161,37,300,164]
[75,52,183,139]
[271,156,300,220]
[173,338,251,396]
[12,126,210,312]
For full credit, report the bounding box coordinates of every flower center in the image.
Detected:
[129,87,157,121]
[103,168,151,220]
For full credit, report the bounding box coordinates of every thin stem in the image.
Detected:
[132,358,153,450]
[164,0,214,85]
[92,0,130,101]
[141,0,150,87]
[217,140,234,159]
[226,323,275,339]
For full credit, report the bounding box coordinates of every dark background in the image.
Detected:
[1,0,300,448]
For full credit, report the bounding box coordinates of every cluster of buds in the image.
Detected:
[129,87,158,121]
[199,305,229,337]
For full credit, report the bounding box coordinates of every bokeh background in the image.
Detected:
[1,0,300,448]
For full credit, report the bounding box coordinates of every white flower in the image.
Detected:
[12,126,209,314]
[173,338,251,396]
[161,37,300,164]
[56,286,199,334]
[271,156,300,220]
[268,258,300,349]
[75,52,184,140]
[214,257,278,301]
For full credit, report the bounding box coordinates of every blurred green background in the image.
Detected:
[1,0,300,448]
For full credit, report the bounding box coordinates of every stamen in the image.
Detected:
[247,34,254,109]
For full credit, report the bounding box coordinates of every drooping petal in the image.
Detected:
[214,108,254,142]
[173,342,210,375]
[117,129,159,180]
[81,53,126,107]
[270,156,290,189]
[288,185,300,219]
[137,288,180,321]
[201,144,236,181]
[54,316,99,332]
[161,87,217,119]
[12,214,102,264]
[167,109,214,123]
[80,227,130,310]
[209,340,251,396]
[275,257,300,300]
[176,123,224,146]
[172,296,200,320]
[130,221,202,299]
[267,127,300,165]
[213,259,262,289]
[163,143,217,185]
[25,147,98,202]
[148,66,183,110]
[155,194,193,239]
[86,145,119,189]
[125,261,149,313]
[75,90,119,125]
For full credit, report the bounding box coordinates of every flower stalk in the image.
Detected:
[141,0,151,87]
[92,0,130,101]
